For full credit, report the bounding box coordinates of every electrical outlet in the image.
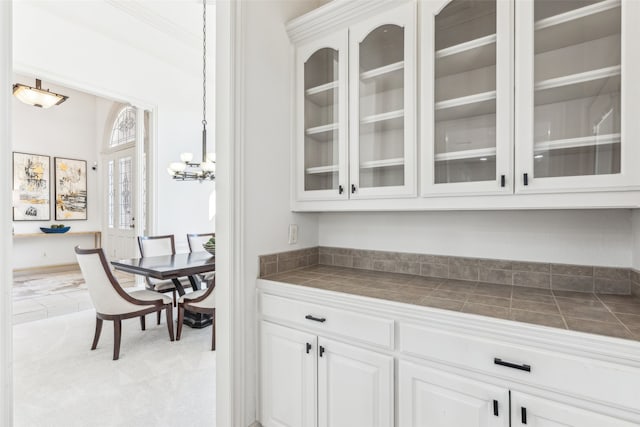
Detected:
[288,224,298,245]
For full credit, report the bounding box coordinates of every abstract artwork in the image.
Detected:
[13,152,51,221]
[54,157,87,220]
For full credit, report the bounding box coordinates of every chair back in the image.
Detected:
[138,235,175,257]
[187,233,215,253]
[75,247,133,314]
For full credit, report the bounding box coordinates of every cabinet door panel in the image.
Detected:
[318,337,393,427]
[515,0,640,192]
[296,31,349,201]
[398,361,509,427]
[260,322,317,427]
[510,391,639,427]
[422,0,513,196]
[349,2,416,199]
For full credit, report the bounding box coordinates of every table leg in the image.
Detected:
[172,278,186,296]
[188,275,200,291]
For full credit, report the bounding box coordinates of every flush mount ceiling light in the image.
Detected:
[167,0,215,182]
[13,79,68,108]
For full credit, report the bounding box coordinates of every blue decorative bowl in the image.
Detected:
[40,227,70,234]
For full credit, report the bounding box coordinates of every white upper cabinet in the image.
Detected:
[292,2,416,202]
[349,3,417,199]
[296,31,349,201]
[515,0,640,193]
[422,0,514,196]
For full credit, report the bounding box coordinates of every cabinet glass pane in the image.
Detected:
[359,24,405,188]
[304,48,340,191]
[433,0,497,184]
[533,0,621,178]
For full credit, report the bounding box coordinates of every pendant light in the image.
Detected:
[167,0,215,181]
[13,79,68,108]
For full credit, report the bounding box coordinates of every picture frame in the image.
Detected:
[54,157,88,221]
[12,152,51,221]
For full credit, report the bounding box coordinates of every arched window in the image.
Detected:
[109,106,136,147]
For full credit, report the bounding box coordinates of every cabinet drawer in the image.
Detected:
[399,322,640,411]
[260,293,394,349]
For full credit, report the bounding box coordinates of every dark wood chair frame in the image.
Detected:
[186,232,215,252]
[75,247,174,361]
[177,276,216,351]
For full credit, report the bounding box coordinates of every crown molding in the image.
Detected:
[286,0,410,44]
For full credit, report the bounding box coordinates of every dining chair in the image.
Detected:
[176,276,216,351]
[75,247,174,360]
[137,235,191,320]
[187,232,215,287]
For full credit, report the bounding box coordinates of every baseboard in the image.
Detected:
[248,422,261,427]
[13,262,80,276]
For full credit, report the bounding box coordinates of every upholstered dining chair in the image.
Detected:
[75,247,174,360]
[177,276,216,351]
[137,235,191,318]
[187,233,215,287]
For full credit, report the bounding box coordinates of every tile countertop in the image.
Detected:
[262,265,640,342]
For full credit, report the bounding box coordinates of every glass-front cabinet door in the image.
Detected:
[515,0,640,192]
[296,31,349,201]
[349,3,416,199]
[422,0,513,196]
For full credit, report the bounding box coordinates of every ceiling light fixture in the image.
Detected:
[13,79,68,108]
[167,0,215,182]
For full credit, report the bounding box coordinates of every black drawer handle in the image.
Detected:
[306,342,311,354]
[493,399,499,416]
[500,174,506,188]
[305,315,326,323]
[338,185,344,194]
[521,407,527,424]
[523,173,529,186]
[319,345,325,357]
[494,357,531,372]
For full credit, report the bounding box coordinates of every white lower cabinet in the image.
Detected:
[260,321,394,427]
[398,361,510,427]
[510,392,639,427]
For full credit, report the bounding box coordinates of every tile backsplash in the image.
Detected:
[260,246,635,295]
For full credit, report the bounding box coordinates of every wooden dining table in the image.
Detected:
[111,251,215,328]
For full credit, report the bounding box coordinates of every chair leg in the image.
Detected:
[211,309,216,351]
[165,305,175,342]
[91,317,103,350]
[176,306,184,341]
[113,319,122,361]
[140,315,146,331]
[157,310,161,325]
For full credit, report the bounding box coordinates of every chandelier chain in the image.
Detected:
[202,0,207,127]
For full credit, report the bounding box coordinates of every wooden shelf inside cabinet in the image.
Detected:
[305,164,339,174]
[360,61,404,96]
[535,0,621,54]
[305,81,339,107]
[305,123,338,142]
[360,109,404,133]
[14,231,102,249]
[435,34,496,78]
[359,158,404,169]
[435,91,496,122]
[434,147,496,162]
[534,66,620,106]
[534,133,620,153]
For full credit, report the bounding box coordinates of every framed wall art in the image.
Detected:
[13,152,51,221]
[54,157,87,220]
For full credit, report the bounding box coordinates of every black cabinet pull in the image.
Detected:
[521,407,527,424]
[493,399,499,416]
[351,184,356,194]
[500,174,506,188]
[319,345,325,357]
[305,314,326,323]
[494,358,531,372]
[523,173,529,186]
[306,342,311,354]
[338,185,344,194]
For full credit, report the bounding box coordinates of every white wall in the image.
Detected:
[11,76,113,269]
[240,0,320,423]
[318,210,634,267]
[13,2,214,255]
[632,210,640,270]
